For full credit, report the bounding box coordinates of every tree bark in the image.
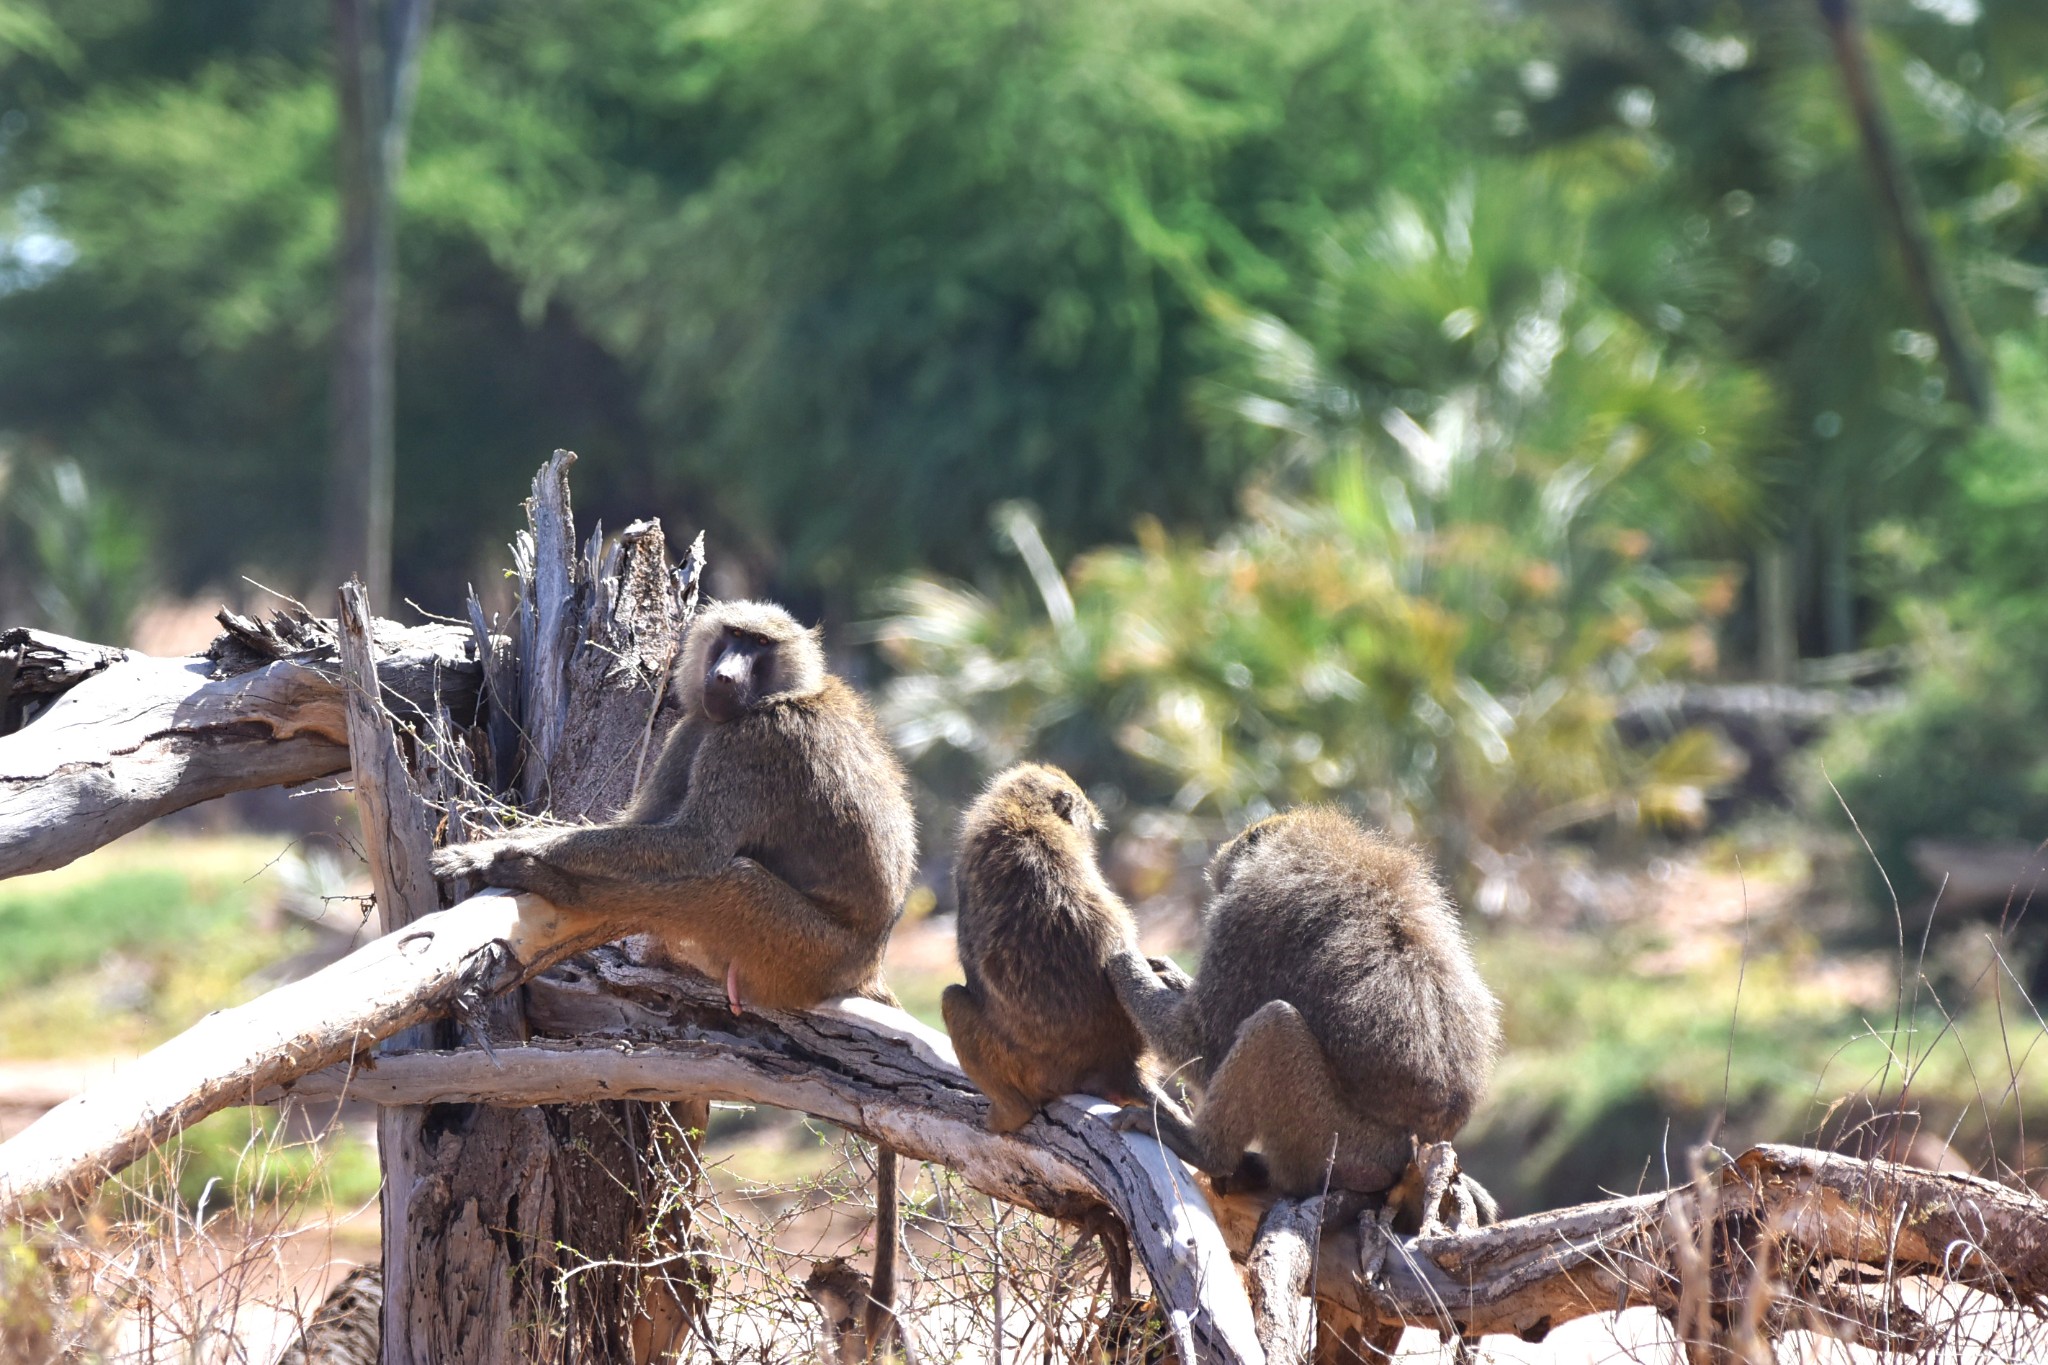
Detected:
[376,450,713,1365]
[335,579,474,1365]
[0,614,478,880]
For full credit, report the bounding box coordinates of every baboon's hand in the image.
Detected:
[430,842,489,880]
[1145,956,1195,993]
[430,840,530,887]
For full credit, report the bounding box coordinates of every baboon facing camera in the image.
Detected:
[430,598,920,1351]
[1111,806,1500,1199]
[431,598,918,1011]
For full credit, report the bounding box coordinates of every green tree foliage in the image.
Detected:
[453,0,1504,582]
[1822,330,2048,905]
[1510,0,2048,657]
[0,2,643,607]
[874,167,1760,863]
[3,0,2048,925]
[0,0,1499,607]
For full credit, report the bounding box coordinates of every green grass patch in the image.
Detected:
[0,868,252,992]
[107,1107,382,1218]
[1470,919,2048,1210]
[0,834,312,1057]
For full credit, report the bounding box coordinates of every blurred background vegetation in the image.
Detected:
[3,0,2048,1214]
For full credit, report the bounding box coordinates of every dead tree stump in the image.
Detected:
[370,451,709,1364]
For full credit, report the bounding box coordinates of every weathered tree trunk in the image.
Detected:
[335,578,494,1365]
[0,614,478,879]
[328,0,433,610]
[376,450,713,1364]
[519,451,714,1365]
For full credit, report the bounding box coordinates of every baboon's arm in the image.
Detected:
[430,820,734,904]
[1106,948,1202,1073]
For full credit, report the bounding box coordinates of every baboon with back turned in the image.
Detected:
[942,763,1190,1134]
[429,598,918,1350]
[1109,806,1500,1200]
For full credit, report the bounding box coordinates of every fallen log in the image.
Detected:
[266,956,2048,1354]
[0,611,480,879]
[301,952,1260,1362]
[0,890,608,1220]
[0,920,1264,1363]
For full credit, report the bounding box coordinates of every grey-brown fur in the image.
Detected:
[1109,806,1500,1198]
[942,764,1189,1135]
[430,599,918,1009]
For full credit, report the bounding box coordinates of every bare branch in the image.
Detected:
[0,891,607,1220]
[273,961,2048,1352]
[0,616,479,880]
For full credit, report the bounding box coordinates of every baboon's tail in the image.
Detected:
[863,1144,904,1360]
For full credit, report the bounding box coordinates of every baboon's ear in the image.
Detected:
[1208,819,1269,889]
[1051,784,1087,831]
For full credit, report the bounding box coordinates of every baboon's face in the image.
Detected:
[683,601,825,722]
[702,626,783,723]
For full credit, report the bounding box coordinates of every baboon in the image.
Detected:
[430,598,916,1010]
[941,764,1191,1134]
[1109,806,1500,1200]
[430,598,917,1349]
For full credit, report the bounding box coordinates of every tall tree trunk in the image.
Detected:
[1755,543,1796,683]
[328,0,433,613]
[376,453,711,1363]
[1816,0,1991,421]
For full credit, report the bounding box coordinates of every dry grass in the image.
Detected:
[1,1106,1175,1365]
[676,1128,1169,1363]
[2,1109,376,1365]
[16,1104,2048,1363]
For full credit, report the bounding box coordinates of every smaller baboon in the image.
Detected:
[1110,807,1500,1200]
[942,764,1192,1135]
